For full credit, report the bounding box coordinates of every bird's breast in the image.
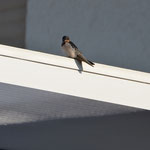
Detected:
[62,43,76,58]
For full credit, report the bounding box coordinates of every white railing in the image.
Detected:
[0,44,150,110]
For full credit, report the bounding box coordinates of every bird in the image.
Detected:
[61,36,95,67]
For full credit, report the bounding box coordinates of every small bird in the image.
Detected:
[61,36,95,67]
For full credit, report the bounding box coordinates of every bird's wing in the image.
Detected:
[69,41,95,66]
[75,49,95,66]
[76,49,87,61]
[69,41,78,49]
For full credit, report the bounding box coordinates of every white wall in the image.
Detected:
[26,0,150,73]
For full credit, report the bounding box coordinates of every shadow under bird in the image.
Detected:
[61,36,95,67]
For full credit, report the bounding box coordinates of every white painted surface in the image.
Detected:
[0,44,150,84]
[0,45,150,110]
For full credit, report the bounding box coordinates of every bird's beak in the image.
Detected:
[65,40,70,42]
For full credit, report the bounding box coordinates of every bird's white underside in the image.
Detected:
[62,43,76,58]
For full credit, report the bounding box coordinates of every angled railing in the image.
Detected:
[0,44,150,110]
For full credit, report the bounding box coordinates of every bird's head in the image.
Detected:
[62,36,70,43]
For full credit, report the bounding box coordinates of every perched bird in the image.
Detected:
[61,36,95,67]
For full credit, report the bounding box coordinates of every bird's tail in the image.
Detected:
[86,60,95,67]
[82,58,95,66]
[76,54,95,67]
[88,60,95,66]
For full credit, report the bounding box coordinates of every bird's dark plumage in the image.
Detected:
[69,41,78,49]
